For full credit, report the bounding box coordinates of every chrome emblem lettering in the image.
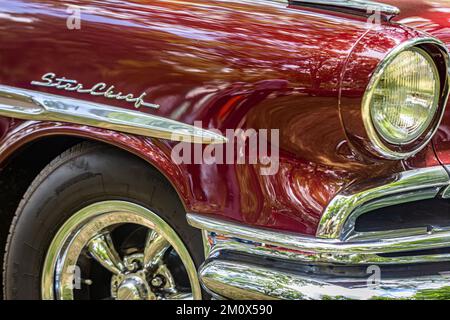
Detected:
[31,72,160,109]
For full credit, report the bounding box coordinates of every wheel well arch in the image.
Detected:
[0,129,193,295]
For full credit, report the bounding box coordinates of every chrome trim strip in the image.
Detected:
[441,184,450,199]
[440,165,450,198]
[187,212,450,260]
[0,85,227,144]
[292,0,400,17]
[361,37,450,160]
[344,226,435,242]
[317,166,450,239]
[200,260,450,300]
[206,233,450,264]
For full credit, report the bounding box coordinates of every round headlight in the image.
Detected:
[364,47,440,147]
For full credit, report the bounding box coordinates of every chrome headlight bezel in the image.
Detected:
[362,38,449,160]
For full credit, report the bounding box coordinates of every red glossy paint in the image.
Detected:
[0,118,9,141]
[0,0,448,235]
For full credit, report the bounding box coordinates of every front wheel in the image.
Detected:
[3,142,203,300]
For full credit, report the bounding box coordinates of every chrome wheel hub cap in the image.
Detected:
[116,275,154,300]
[41,201,201,300]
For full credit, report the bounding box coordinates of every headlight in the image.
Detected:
[366,47,440,146]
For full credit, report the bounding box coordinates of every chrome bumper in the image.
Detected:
[188,166,450,300]
[200,260,450,300]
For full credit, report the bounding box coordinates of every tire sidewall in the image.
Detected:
[3,143,203,299]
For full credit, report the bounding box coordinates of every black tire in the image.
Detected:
[2,141,203,299]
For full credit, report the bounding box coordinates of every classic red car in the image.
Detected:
[0,0,450,300]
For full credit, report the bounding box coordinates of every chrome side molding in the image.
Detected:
[0,85,227,144]
[291,0,400,17]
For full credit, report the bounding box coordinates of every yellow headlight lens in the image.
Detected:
[370,47,440,145]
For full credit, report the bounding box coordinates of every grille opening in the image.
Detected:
[354,198,450,233]
[378,247,450,258]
